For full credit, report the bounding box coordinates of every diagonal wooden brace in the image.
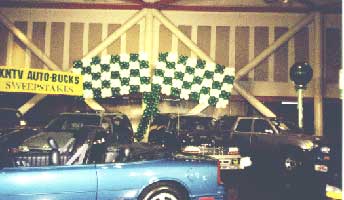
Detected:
[153,9,275,116]
[0,12,61,114]
[6,9,146,113]
[235,13,315,80]
[188,13,315,116]
[0,12,60,71]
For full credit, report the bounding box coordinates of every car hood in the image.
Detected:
[282,132,322,141]
[279,132,327,149]
[21,131,75,152]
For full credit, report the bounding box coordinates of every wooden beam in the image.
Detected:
[154,0,180,5]
[17,10,146,113]
[152,9,213,63]
[0,12,60,71]
[234,83,276,117]
[153,9,276,116]
[18,94,47,115]
[313,12,323,136]
[84,99,105,112]
[0,1,325,13]
[235,13,315,80]
[296,0,318,9]
[0,12,63,114]
[145,9,154,64]
[80,9,146,111]
[84,9,146,59]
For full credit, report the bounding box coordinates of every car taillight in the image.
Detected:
[217,160,223,185]
[8,148,19,153]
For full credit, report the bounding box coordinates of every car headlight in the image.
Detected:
[321,146,331,154]
[326,184,342,199]
[300,140,315,150]
[18,145,29,152]
[19,120,27,126]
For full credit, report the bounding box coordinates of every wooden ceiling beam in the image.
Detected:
[0,1,316,13]
[124,0,145,5]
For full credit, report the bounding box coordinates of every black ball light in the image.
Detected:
[289,62,313,129]
[290,62,313,90]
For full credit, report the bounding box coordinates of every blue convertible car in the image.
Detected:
[0,127,225,200]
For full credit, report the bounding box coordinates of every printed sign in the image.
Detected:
[0,66,83,96]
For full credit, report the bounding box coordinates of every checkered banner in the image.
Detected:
[72,53,151,99]
[152,52,235,108]
[72,52,235,108]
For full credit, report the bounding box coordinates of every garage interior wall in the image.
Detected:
[0,8,341,131]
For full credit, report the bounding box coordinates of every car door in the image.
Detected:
[251,118,276,153]
[0,164,97,200]
[96,161,152,199]
[231,118,254,154]
[95,144,157,200]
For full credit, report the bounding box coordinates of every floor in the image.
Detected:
[222,169,329,200]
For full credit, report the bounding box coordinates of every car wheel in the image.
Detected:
[280,150,302,179]
[139,182,187,200]
[284,156,298,171]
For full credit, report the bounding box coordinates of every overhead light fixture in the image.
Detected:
[281,101,298,105]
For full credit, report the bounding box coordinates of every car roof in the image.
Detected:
[157,113,213,119]
[59,112,126,117]
[219,115,270,120]
[0,107,20,112]
[0,107,22,116]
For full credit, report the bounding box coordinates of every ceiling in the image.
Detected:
[0,0,341,12]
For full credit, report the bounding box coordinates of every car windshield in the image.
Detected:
[45,115,101,131]
[271,119,301,133]
[0,109,21,128]
[151,115,170,127]
[179,117,216,132]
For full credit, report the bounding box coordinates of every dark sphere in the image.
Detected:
[290,62,313,89]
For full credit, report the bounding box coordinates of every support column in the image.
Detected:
[145,9,154,65]
[313,12,323,136]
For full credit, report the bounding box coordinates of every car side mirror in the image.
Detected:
[48,138,60,165]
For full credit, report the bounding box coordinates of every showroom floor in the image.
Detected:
[222,170,328,200]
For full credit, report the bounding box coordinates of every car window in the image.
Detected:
[235,119,252,132]
[254,119,274,134]
[217,116,237,131]
[149,115,170,131]
[179,117,216,132]
[45,115,101,131]
[271,119,301,133]
[111,116,134,144]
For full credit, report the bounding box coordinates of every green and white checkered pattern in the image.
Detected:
[152,52,235,108]
[72,53,151,99]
